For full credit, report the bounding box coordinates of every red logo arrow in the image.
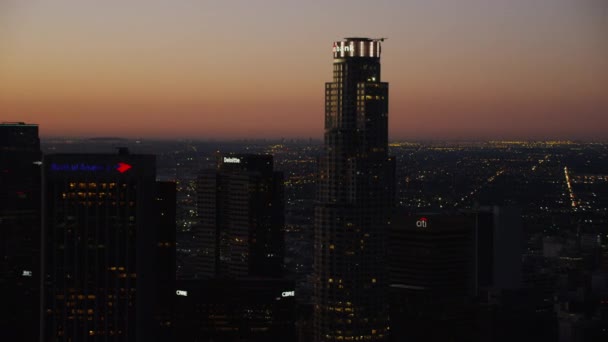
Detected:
[116,162,132,173]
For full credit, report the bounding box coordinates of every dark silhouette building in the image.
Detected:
[174,153,293,341]
[0,122,42,342]
[474,206,522,292]
[387,208,525,342]
[195,154,284,278]
[388,213,478,342]
[42,150,175,341]
[174,278,296,342]
[313,38,394,341]
[154,181,177,341]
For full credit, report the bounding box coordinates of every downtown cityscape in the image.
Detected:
[1,1,608,342]
[3,126,608,341]
[18,135,607,341]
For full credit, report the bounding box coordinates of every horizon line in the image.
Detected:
[38,136,608,144]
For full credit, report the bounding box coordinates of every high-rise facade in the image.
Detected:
[474,206,522,291]
[0,122,42,341]
[388,214,477,341]
[313,38,394,342]
[42,150,175,341]
[387,209,524,341]
[195,154,285,278]
[175,154,292,341]
[174,278,296,342]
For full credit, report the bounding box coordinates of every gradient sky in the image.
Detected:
[1,0,606,140]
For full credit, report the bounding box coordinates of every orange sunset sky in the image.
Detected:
[1,0,607,140]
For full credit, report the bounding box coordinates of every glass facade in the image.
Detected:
[0,123,41,341]
[195,154,285,279]
[42,153,175,341]
[314,38,394,342]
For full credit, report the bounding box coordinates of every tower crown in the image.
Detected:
[332,37,382,59]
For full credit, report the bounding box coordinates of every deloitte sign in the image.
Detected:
[223,157,241,164]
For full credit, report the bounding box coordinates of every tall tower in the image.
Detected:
[0,122,41,342]
[176,154,292,341]
[195,154,284,278]
[42,150,176,341]
[313,38,394,341]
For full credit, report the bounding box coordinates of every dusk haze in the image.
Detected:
[1,0,606,140]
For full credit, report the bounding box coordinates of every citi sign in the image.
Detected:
[416,217,428,228]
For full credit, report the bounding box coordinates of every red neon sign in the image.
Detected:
[116,162,132,173]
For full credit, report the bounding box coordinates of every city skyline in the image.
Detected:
[1,0,607,140]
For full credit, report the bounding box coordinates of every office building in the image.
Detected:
[388,213,477,341]
[313,38,394,341]
[387,208,524,341]
[0,122,42,341]
[195,154,284,278]
[174,154,292,341]
[154,181,177,341]
[475,206,522,292]
[42,150,175,341]
[174,278,296,342]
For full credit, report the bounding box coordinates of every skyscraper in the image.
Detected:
[0,122,42,342]
[474,206,522,292]
[313,38,394,341]
[174,277,296,342]
[388,213,477,341]
[387,208,524,341]
[195,154,284,278]
[42,150,176,341]
[174,154,293,341]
